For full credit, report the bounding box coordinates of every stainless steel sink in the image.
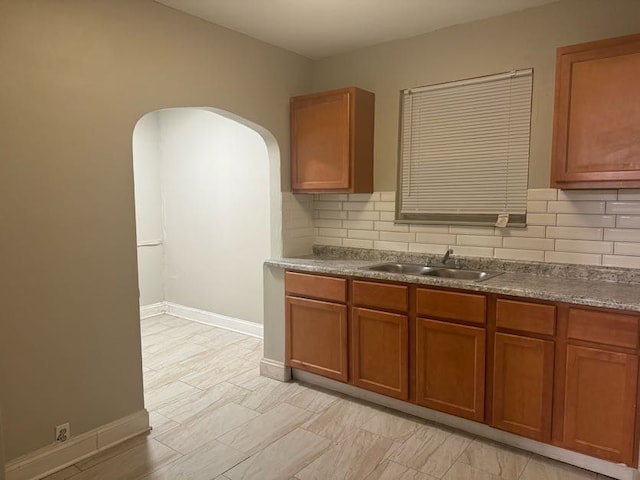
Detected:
[364,263,502,281]
[365,263,442,275]
[421,268,502,281]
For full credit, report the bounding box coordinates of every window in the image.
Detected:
[396,69,533,227]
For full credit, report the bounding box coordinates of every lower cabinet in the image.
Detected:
[283,270,640,467]
[351,307,408,400]
[562,344,638,465]
[555,306,640,465]
[492,333,554,441]
[285,296,348,382]
[415,318,485,422]
[491,298,556,442]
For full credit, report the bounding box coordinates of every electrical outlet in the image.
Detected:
[55,423,70,443]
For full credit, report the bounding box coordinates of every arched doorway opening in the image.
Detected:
[132,107,281,332]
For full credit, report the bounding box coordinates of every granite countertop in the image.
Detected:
[266,253,640,313]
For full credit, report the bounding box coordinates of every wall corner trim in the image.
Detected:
[140,302,168,319]
[5,409,150,480]
[260,358,291,382]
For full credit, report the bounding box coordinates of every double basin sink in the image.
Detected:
[364,262,502,282]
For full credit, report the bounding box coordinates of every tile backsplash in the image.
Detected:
[282,192,314,257]
[306,189,640,269]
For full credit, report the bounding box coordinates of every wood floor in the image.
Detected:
[43,314,615,480]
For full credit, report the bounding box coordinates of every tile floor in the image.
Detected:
[44,314,617,480]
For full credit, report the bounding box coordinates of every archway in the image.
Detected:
[132,107,281,330]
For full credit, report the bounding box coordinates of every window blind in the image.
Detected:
[397,69,533,226]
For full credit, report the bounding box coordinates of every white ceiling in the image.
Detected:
[155,0,559,59]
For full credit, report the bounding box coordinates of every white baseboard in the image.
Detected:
[139,302,263,338]
[140,302,167,319]
[260,358,291,381]
[165,302,263,338]
[5,410,150,480]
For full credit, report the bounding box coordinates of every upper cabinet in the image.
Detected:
[290,87,374,193]
[551,33,640,189]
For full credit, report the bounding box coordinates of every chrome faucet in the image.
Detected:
[442,248,454,266]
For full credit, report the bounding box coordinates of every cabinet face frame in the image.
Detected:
[551,33,640,189]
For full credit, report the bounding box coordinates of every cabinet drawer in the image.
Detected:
[567,307,639,349]
[416,288,486,324]
[285,271,347,303]
[496,299,556,336]
[353,280,408,312]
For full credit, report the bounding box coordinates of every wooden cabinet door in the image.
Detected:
[290,87,374,193]
[562,344,638,464]
[291,89,350,191]
[492,333,554,441]
[285,296,348,382]
[415,318,485,421]
[352,307,408,400]
[551,33,640,188]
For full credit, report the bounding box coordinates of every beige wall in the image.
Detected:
[0,0,311,461]
[311,0,640,191]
